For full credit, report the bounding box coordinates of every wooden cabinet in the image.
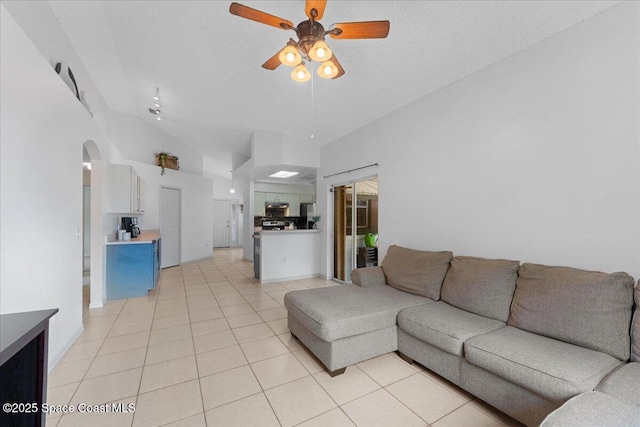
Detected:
[357,247,378,268]
[107,164,144,214]
[0,309,57,427]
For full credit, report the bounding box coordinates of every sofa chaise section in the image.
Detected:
[284,246,452,375]
[284,284,432,375]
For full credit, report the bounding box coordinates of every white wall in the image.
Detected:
[1,5,124,368]
[2,0,108,115]
[107,111,204,176]
[126,160,214,262]
[318,3,640,280]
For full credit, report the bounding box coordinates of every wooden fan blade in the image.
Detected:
[305,0,327,20]
[331,54,345,79]
[229,2,294,30]
[262,49,283,70]
[329,21,390,39]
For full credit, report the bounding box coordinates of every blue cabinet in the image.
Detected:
[107,239,160,300]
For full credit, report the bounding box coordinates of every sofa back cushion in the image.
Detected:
[632,281,640,362]
[381,245,452,300]
[441,256,519,322]
[508,263,635,361]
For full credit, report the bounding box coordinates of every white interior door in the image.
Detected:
[213,200,230,247]
[160,187,181,267]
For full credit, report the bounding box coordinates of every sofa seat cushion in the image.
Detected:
[540,391,640,427]
[508,263,635,361]
[465,326,622,401]
[381,245,452,300]
[284,284,432,342]
[397,302,505,356]
[596,362,640,407]
[441,256,519,322]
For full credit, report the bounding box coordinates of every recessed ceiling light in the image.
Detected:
[269,171,299,178]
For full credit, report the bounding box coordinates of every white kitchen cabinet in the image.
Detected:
[265,192,279,203]
[288,194,301,216]
[138,177,145,214]
[255,191,315,217]
[107,163,144,214]
[254,192,265,215]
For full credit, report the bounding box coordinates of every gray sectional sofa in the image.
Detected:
[540,283,640,426]
[283,245,640,426]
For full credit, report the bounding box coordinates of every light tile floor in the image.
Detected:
[48,248,524,427]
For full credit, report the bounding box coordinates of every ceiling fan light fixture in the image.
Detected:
[291,63,311,82]
[309,39,332,61]
[318,60,338,79]
[279,45,301,66]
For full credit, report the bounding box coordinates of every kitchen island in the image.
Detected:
[106,229,161,300]
[254,229,320,283]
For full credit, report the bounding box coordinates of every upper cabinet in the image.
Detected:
[107,164,144,214]
[254,191,313,217]
[254,192,266,216]
[288,194,301,216]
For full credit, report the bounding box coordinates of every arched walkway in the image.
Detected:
[83,140,106,309]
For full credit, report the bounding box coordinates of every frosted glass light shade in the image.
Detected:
[279,45,301,66]
[318,60,338,79]
[309,40,332,62]
[291,64,311,82]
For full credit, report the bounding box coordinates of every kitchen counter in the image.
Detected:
[106,229,160,245]
[254,229,320,239]
[255,229,320,283]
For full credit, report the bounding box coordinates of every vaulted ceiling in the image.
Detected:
[49,1,617,165]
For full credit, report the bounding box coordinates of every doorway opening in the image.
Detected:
[82,146,91,315]
[160,187,181,268]
[213,199,240,248]
[333,177,379,282]
[83,140,105,311]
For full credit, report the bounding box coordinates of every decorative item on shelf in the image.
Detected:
[365,232,378,247]
[311,215,321,229]
[55,61,80,99]
[155,152,179,175]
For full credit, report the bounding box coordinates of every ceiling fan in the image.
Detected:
[229,0,390,82]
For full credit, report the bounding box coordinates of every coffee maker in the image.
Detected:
[121,217,141,238]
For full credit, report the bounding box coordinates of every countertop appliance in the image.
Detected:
[121,216,141,238]
[265,202,289,218]
[262,220,287,230]
[300,203,316,229]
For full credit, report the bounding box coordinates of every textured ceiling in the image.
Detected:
[49,1,618,166]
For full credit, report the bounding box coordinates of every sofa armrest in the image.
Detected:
[352,266,387,287]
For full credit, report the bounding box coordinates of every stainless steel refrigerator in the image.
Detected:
[299,203,316,229]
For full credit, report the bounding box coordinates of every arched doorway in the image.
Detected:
[83,140,106,309]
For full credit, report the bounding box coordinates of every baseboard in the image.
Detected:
[260,274,320,284]
[48,323,84,372]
